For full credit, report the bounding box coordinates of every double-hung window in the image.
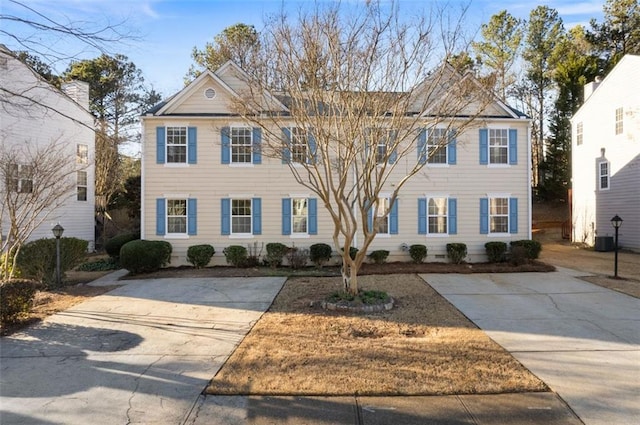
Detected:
[375,198,390,234]
[428,198,448,234]
[599,161,610,190]
[232,199,252,234]
[292,198,308,234]
[427,128,448,164]
[489,197,509,233]
[489,129,508,164]
[615,107,623,135]
[77,171,87,201]
[166,127,187,163]
[290,127,307,163]
[167,199,187,234]
[576,122,583,146]
[7,163,33,193]
[231,127,252,164]
[76,144,88,164]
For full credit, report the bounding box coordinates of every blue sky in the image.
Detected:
[1,0,605,98]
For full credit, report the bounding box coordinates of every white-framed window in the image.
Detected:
[576,122,583,146]
[599,161,610,190]
[167,199,187,234]
[374,197,390,234]
[489,197,509,233]
[427,128,448,164]
[368,128,393,164]
[489,129,509,164]
[428,197,448,234]
[76,144,88,164]
[7,163,33,193]
[376,139,388,164]
[290,127,307,163]
[77,171,87,201]
[166,126,187,163]
[231,126,252,164]
[232,199,252,234]
[615,107,623,135]
[292,198,308,234]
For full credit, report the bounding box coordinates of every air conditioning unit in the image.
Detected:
[594,236,614,252]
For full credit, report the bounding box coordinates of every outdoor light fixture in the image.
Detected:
[610,215,623,278]
[52,224,64,286]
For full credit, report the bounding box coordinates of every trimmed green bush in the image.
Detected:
[104,233,138,260]
[76,258,118,272]
[409,244,427,264]
[1,279,38,324]
[309,243,332,268]
[186,244,215,268]
[368,250,389,264]
[446,243,467,264]
[223,245,248,267]
[16,238,88,287]
[510,245,528,266]
[265,243,288,268]
[119,240,170,274]
[485,241,508,263]
[510,240,542,259]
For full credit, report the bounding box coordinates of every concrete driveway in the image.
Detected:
[0,277,286,425]
[422,271,640,425]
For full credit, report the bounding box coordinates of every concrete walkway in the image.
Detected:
[0,275,286,425]
[422,270,640,425]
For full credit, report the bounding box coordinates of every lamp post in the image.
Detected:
[610,215,623,278]
[52,224,64,287]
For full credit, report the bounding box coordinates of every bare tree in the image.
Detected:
[230,2,495,294]
[0,138,81,280]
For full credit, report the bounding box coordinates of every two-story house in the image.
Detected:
[141,61,532,266]
[1,45,95,249]
[571,54,640,252]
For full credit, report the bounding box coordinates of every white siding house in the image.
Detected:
[0,45,95,249]
[141,62,532,266]
[571,55,640,252]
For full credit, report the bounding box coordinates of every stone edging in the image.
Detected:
[321,297,395,313]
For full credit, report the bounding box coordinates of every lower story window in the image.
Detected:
[375,198,389,234]
[428,198,447,234]
[490,197,509,233]
[77,171,87,201]
[292,198,308,233]
[232,199,252,234]
[167,199,187,233]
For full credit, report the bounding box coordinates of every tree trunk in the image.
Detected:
[340,256,359,295]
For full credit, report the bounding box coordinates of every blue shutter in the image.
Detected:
[188,127,197,164]
[388,130,398,164]
[308,198,318,235]
[448,198,457,235]
[282,127,291,163]
[418,198,427,235]
[252,197,262,235]
[156,198,166,235]
[282,198,292,235]
[480,198,489,234]
[479,129,488,165]
[253,127,262,164]
[509,129,518,165]
[187,198,197,235]
[448,130,457,165]
[156,127,166,164]
[221,198,230,235]
[417,129,427,165]
[509,197,518,234]
[389,199,399,234]
[221,127,230,164]
[308,131,317,163]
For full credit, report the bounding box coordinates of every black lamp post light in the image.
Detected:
[52,223,64,287]
[610,215,623,278]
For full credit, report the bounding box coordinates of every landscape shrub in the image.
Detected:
[186,244,215,268]
[409,244,427,264]
[286,245,309,269]
[246,242,263,267]
[265,243,289,268]
[104,232,139,260]
[368,250,389,264]
[119,240,170,274]
[76,257,118,272]
[340,246,359,260]
[16,238,88,287]
[446,243,467,264]
[485,241,508,263]
[223,245,248,267]
[510,245,528,266]
[0,279,38,324]
[510,240,542,259]
[309,243,332,268]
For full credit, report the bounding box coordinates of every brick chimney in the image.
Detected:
[61,80,90,110]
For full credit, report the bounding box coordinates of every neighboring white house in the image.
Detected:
[0,45,96,249]
[141,61,532,266]
[571,54,640,252]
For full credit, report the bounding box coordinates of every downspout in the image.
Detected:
[140,117,146,240]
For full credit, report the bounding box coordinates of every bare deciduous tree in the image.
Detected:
[229,2,495,294]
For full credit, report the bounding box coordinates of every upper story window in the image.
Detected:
[576,122,583,146]
[231,127,252,164]
[290,127,308,163]
[599,161,610,190]
[368,128,395,165]
[428,197,448,234]
[615,107,623,135]
[427,128,448,164]
[77,144,88,164]
[7,163,33,193]
[77,171,87,201]
[489,129,508,164]
[166,127,187,163]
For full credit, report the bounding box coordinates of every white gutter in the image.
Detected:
[526,118,532,240]
[140,117,146,239]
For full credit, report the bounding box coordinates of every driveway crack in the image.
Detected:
[125,355,165,425]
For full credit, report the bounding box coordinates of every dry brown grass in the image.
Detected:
[207,274,547,396]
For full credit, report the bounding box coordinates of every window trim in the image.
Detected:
[76,144,89,164]
[426,128,448,165]
[166,198,188,235]
[166,126,188,164]
[77,170,87,201]
[426,196,448,236]
[231,198,253,236]
[489,128,509,165]
[615,107,623,135]
[291,197,309,236]
[374,197,390,235]
[230,126,253,164]
[289,127,308,164]
[576,122,583,146]
[7,163,33,194]
[598,161,610,191]
[489,196,510,234]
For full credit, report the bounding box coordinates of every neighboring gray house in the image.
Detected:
[571,54,640,251]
